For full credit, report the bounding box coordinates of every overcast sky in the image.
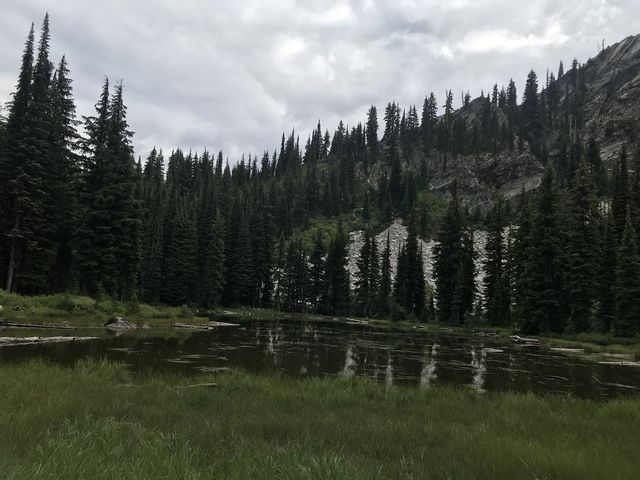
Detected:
[0,0,638,161]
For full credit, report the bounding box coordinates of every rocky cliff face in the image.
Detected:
[405,34,639,207]
[347,218,487,292]
[579,34,640,163]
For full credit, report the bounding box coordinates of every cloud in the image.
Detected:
[457,25,569,54]
[0,0,637,160]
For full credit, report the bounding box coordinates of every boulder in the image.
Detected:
[104,316,138,333]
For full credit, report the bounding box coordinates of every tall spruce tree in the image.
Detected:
[375,232,392,317]
[597,211,617,333]
[519,167,565,334]
[613,211,640,337]
[434,187,464,323]
[483,198,510,326]
[354,230,379,317]
[564,159,599,333]
[321,220,351,315]
[0,23,35,291]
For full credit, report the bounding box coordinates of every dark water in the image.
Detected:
[2,319,640,399]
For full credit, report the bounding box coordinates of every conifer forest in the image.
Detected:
[3,7,640,479]
[2,16,640,338]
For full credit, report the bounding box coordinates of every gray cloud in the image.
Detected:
[0,0,637,161]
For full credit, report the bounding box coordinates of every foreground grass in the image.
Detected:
[1,361,639,479]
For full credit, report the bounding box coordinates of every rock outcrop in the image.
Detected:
[348,218,487,292]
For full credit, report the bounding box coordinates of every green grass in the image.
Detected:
[0,289,204,327]
[1,360,639,479]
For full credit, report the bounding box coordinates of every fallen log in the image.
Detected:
[510,335,541,344]
[207,321,239,327]
[173,322,210,330]
[0,336,98,346]
[0,320,75,330]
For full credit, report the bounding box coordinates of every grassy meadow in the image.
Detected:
[0,360,639,479]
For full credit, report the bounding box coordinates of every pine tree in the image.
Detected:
[161,199,197,306]
[6,16,56,293]
[483,198,510,326]
[597,211,616,333]
[613,211,640,337]
[140,148,165,302]
[375,232,392,317]
[519,167,565,334]
[48,55,80,291]
[611,144,629,239]
[307,233,326,312]
[321,220,351,315]
[354,230,379,317]
[434,188,464,324]
[0,24,35,290]
[564,159,599,333]
[281,237,308,312]
[522,69,543,148]
[365,105,378,163]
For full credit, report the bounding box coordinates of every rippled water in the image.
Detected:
[2,319,639,399]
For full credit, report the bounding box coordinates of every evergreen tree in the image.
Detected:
[321,220,351,315]
[6,16,55,293]
[564,159,599,333]
[354,230,379,317]
[0,23,35,290]
[375,232,392,317]
[613,211,640,337]
[597,211,617,333]
[307,233,326,312]
[434,188,464,324]
[519,167,565,334]
[48,55,80,291]
[483,198,510,326]
[611,144,629,239]
[521,69,543,148]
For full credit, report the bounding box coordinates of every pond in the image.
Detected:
[2,318,639,399]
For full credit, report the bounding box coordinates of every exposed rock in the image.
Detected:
[104,316,138,333]
[348,218,487,292]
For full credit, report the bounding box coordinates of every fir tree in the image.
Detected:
[375,232,392,317]
[434,188,464,324]
[611,144,629,239]
[354,230,379,317]
[597,211,617,333]
[321,220,351,315]
[564,159,599,333]
[613,211,640,337]
[519,167,565,334]
[483,198,510,326]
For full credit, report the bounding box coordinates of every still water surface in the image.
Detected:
[2,319,639,399]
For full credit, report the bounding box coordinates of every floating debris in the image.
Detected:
[550,347,585,354]
[0,336,97,346]
[510,335,540,345]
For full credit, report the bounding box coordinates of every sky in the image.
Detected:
[0,0,638,161]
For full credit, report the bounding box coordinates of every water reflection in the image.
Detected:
[420,344,438,389]
[1,319,640,399]
[471,346,487,392]
[340,346,357,378]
